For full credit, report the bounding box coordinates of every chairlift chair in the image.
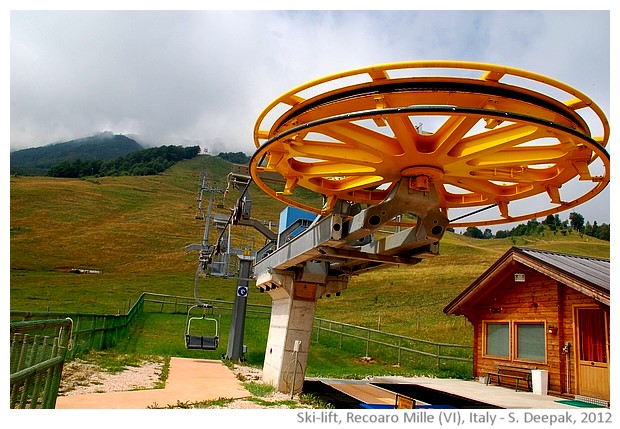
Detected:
[185,303,220,350]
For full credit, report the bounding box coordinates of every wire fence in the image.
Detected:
[9,292,272,360]
[313,318,473,374]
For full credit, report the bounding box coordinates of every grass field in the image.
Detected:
[10,155,610,377]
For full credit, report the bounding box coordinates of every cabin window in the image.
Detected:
[515,322,546,362]
[485,322,509,357]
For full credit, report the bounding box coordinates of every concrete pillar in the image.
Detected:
[262,284,320,394]
[259,270,348,394]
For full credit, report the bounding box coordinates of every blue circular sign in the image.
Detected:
[237,286,248,297]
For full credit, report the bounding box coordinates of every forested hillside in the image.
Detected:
[10,132,143,175]
[47,145,200,178]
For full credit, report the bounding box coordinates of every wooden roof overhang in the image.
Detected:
[444,247,610,316]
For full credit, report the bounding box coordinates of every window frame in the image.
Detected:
[513,321,547,364]
[482,321,511,360]
[482,319,548,364]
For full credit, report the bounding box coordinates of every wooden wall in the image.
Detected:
[463,261,608,396]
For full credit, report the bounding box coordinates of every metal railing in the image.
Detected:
[9,292,473,408]
[313,318,472,373]
[9,292,272,361]
[10,318,73,408]
[11,294,145,360]
[141,292,272,317]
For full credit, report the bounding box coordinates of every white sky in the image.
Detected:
[5,2,616,228]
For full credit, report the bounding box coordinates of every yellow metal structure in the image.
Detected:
[250,61,609,227]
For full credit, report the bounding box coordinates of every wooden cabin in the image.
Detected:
[444,247,610,405]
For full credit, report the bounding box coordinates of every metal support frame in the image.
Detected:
[254,177,448,284]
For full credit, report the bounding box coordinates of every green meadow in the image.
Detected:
[10,155,610,377]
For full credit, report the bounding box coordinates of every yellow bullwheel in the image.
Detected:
[250,61,609,228]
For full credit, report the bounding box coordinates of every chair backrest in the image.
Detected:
[185,334,219,350]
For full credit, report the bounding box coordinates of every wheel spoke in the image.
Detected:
[446,123,544,160]
[315,122,404,156]
[433,116,481,159]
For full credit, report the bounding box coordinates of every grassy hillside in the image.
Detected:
[10,154,610,347]
[314,231,609,344]
[9,155,290,313]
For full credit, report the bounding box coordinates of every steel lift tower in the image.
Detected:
[238,61,608,394]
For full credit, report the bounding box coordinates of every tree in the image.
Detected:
[495,230,509,239]
[569,212,585,233]
[218,152,251,164]
[463,226,484,239]
[47,144,201,178]
[543,214,561,230]
[584,221,610,241]
[597,223,610,241]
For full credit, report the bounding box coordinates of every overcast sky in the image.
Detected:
[6,5,615,227]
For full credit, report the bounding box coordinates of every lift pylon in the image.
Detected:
[245,61,609,394]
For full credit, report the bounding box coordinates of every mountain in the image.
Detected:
[10,132,144,176]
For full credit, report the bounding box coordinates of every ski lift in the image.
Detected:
[216,190,226,209]
[217,183,230,210]
[185,303,220,350]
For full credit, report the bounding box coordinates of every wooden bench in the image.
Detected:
[486,364,533,392]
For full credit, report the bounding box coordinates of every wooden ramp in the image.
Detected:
[322,380,396,407]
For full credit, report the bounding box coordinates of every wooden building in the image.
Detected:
[444,247,610,404]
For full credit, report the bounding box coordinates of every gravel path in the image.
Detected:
[59,358,164,395]
[58,358,307,408]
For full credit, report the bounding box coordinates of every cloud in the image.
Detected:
[10,10,610,149]
[9,9,612,226]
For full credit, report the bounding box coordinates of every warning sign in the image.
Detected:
[395,393,416,409]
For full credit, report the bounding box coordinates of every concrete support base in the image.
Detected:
[259,270,348,394]
[262,289,319,394]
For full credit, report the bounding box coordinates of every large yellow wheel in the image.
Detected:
[250,61,609,227]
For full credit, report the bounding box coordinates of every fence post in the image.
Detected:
[436,344,441,369]
[365,330,370,357]
[339,323,343,349]
[101,316,107,349]
[90,317,96,350]
[397,337,402,366]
